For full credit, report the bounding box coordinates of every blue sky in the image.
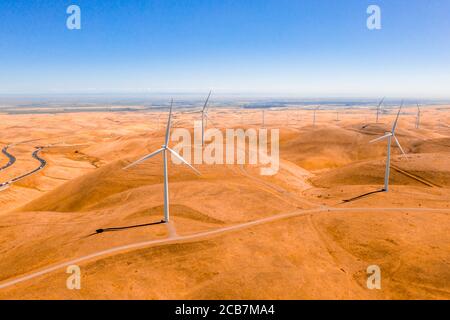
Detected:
[0,0,449,97]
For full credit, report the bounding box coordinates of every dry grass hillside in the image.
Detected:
[0,106,448,299]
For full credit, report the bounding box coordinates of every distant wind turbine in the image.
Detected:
[416,103,421,129]
[313,106,320,127]
[262,109,265,128]
[376,97,385,123]
[124,99,200,223]
[370,102,406,192]
[201,91,212,147]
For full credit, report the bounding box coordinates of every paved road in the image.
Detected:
[0,206,448,290]
[0,147,46,188]
[0,146,16,172]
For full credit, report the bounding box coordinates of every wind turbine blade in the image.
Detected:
[202,90,212,112]
[167,148,201,175]
[123,148,164,169]
[369,133,393,144]
[392,101,403,133]
[164,99,173,146]
[393,135,406,155]
[377,97,385,110]
[376,97,385,122]
[182,109,202,114]
[204,113,218,128]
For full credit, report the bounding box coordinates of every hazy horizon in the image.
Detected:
[1,92,449,109]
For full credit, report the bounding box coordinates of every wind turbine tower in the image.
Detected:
[313,106,319,127]
[416,103,421,129]
[262,109,265,128]
[370,103,406,192]
[201,91,212,147]
[124,99,200,222]
[376,97,385,123]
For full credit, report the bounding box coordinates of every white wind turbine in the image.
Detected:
[124,99,200,223]
[415,103,421,129]
[370,103,406,192]
[201,90,212,147]
[262,109,265,128]
[376,97,385,123]
[313,106,319,127]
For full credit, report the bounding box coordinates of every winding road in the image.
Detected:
[0,146,16,172]
[0,147,46,188]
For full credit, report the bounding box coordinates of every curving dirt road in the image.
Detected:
[0,205,448,290]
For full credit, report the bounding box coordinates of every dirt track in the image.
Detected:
[0,205,448,291]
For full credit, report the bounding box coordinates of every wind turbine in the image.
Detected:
[415,103,421,129]
[313,106,319,127]
[201,90,212,147]
[376,97,385,123]
[369,103,406,192]
[262,109,265,128]
[124,99,200,223]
